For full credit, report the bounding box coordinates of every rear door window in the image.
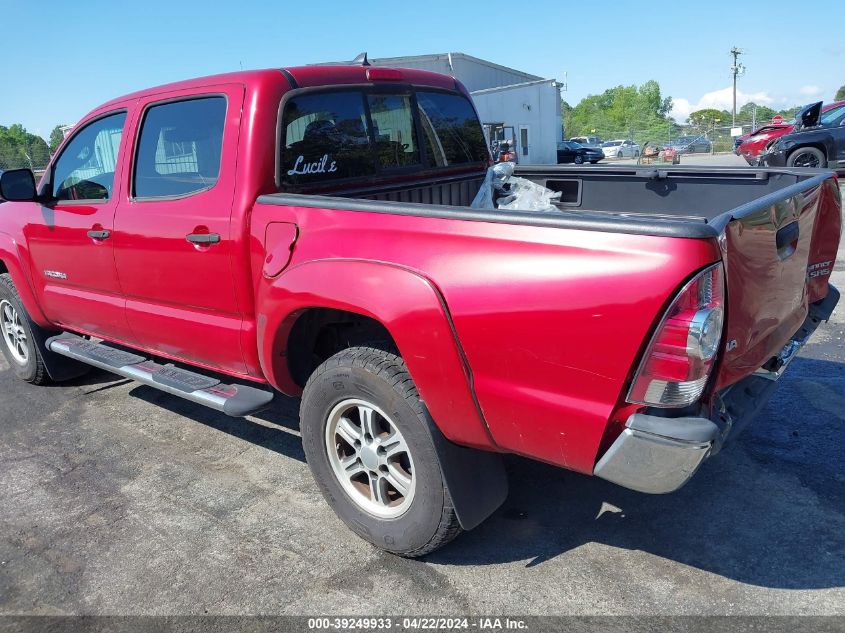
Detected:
[134,96,227,198]
[282,92,374,186]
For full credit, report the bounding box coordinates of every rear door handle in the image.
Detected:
[186,233,221,245]
[87,229,110,240]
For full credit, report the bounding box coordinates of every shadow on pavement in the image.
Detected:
[427,356,845,590]
[129,384,306,463]
[72,354,844,590]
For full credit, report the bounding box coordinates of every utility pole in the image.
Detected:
[730,47,745,127]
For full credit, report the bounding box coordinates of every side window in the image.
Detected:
[281,92,374,186]
[416,91,489,166]
[820,105,845,126]
[52,112,126,201]
[366,94,420,168]
[134,97,226,198]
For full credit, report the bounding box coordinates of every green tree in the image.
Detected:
[567,80,675,144]
[49,125,65,153]
[0,124,51,170]
[738,102,778,124]
[835,85,845,101]
[687,109,724,131]
[561,100,573,138]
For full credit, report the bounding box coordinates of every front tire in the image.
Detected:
[300,345,462,557]
[574,155,584,164]
[787,147,826,169]
[0,273,50,384]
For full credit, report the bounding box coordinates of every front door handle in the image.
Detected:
[87,229,110,240]
[186,233,221,245]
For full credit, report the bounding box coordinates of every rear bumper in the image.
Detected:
[594,285,839,494]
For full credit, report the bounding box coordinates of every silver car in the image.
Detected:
[601,139,641,158]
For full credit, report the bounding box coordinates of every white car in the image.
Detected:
[570,136,603,149]
[601,139,641,158]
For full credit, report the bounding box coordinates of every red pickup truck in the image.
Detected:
[0,65,841,557]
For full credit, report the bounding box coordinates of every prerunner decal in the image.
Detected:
[808,261,833,279]
[287,154,338,176]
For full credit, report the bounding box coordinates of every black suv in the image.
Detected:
[762,101,845,171]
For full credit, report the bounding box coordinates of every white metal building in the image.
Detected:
[371,53,563,164]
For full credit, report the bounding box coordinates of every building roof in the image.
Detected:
[370,52,543,83]
[470,78,559,96]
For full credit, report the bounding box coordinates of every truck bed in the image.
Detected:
[261,163,841,406]
[516,165,833,228]
[268,165,834,239]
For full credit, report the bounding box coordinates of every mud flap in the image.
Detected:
[30,327,90,382]
[423,410,509,530]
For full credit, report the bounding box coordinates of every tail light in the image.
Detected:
[628,263,725,408]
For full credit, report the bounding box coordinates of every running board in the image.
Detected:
[47,334,274,417]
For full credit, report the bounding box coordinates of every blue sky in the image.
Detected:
[2,0,841,138]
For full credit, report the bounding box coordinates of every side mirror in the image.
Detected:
[0,169,38,202]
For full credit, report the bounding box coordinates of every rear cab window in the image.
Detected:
[280,87,487,190]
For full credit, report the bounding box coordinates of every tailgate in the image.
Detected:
[716,174,841,389]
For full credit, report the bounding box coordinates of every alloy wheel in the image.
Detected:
[0,300,29,365]
[325,398,416,518]
[792,151,821,168]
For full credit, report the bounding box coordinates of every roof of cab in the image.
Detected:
[94,65,461,112]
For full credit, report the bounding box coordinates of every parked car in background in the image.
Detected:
[736,124,793,165]
[668,135,712,154]
[737,103,845,166]
[601,139,640,158]
[570,136,603,149]
[557,140,604,164]
[762,100,845,171]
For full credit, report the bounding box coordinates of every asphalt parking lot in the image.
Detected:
[1,177,843,617]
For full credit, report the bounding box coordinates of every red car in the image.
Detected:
[0,66,840,556]
[736,123,793,164]
[738,101,845,164]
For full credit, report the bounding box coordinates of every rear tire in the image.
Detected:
[300,345,462,557]
[0,273,51,384]
[786,147,826,169]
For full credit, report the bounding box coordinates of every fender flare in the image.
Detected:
[0,231,50,327]
[0,232,89,381]
[257,258,495,450]
[256,258,507,529]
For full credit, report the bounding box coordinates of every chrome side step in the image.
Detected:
[47,334,274,417]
